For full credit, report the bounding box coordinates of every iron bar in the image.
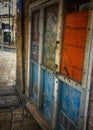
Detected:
[8,0,10,46]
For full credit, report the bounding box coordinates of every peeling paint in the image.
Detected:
[42,70,54,122]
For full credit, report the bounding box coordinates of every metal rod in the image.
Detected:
[0,93,16,97]
[8,0,10,46]
[0,1,4,51]
[1,16,3,51]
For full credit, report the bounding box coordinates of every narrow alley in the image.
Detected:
[0,50,16,86]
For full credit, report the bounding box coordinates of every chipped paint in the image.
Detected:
[31,63,38,104]
[59,82,81,126]
[42,70,54,122]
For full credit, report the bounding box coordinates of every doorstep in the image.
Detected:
[25,102,52,130]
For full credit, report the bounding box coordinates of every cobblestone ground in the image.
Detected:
[0,50,41,130]
[0,50,16,86]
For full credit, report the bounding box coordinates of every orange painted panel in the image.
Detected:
[61,11,89,83]
[62,63,82,84]
[63,28,87,48]
[62,46,85,69]
[64,11,89,28]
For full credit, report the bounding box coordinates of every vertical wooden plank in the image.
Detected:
[37,8,44,109]
[28,7,41,105]
[87,66,93,130]
[27,7,32,97]
[55,0,64,73]
[52,78,59,130]
[82,2,93,88]
[83,1,93,130]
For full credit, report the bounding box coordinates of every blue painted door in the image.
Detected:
[31,63,38,104]
[42,70,54,122]
[58,82,81,130]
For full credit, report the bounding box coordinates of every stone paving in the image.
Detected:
[0,50,41,130]
[0,50,16,86]
[0,86,41,130]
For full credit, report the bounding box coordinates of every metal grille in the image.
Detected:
[59,111,77,130]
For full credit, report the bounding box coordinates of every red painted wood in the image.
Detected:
[61,11,89,83]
